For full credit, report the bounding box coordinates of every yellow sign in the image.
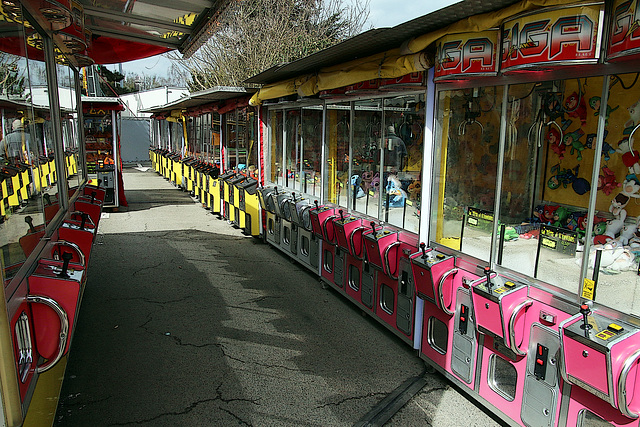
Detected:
[596,330,616,340]
[582,278,595,300]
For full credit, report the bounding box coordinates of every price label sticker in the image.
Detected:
[582,278,595,301]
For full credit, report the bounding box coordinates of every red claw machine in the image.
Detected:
[82,97,125,208]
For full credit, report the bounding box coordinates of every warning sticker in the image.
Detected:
[582,278,595,301]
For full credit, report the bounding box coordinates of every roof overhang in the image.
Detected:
[141,86,256,114]
[8,0,233,66]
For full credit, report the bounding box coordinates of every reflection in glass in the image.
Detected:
[284,109,300,190]
[352,99,382,218]
[0,12,58,284]
[497,80,601,292]
[269,110,283,186]
[431,87,502,261]
[325,102,350,207]
[382,94,425,233]
[301,107,322,197]
[584,73,640,316]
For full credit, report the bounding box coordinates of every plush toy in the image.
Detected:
[361,171,374,193]
[370,173,380,197]
[385,175,406,207]
[588,96,618,126]
[351,174,365,198]
[624,98,640,128]
[564,91,587,126]
[616,138,640,176]
[407,179,421,201]
[593,221,609,245]
[547,126,565,159]
[598,166,621,195]
[617,220,638,246]
[583,241,636,274]
[542,205,559,224]
[547,164,590,195]
[603,192,630,241]
[553,206,571,228]
[564,129,587,161]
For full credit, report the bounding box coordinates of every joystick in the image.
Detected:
[420,242,427,259]
[58,252,73,278]
[314,200,319,210]
[25,216,35,233]
[580,304,593,336]
[483,266,494,293]
[370,221,377,238]
[339,209,344,221]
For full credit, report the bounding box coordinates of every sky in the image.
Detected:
[118,0,461,77]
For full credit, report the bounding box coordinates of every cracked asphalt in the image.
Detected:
[54,168,502,426]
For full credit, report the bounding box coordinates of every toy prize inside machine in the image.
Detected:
[83,98,124,207]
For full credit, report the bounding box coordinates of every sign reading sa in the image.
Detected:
[501,4,603,71]
[434,30,499,81]
[608,0,640,60]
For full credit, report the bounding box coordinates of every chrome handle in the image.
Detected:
[26,295,69,374]
[508,299,533,357]
[383,241,402,280]
[51,240,86,266]
[322,215,338,244]
[618,349,640,419]
[437,268,459,315]
[349,226,366,260]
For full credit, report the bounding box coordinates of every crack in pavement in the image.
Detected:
[316,392,388,409]
[220,343,314,374]
[111,296,194,306]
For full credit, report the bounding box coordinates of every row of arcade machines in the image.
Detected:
[149,148,640,426]
[149,149,261,237]
[254,194,640,427]
[0,153,76,219]
[8,183,104,421]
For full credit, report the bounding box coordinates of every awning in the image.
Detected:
[247,0,572,105]
[9,0,232,66]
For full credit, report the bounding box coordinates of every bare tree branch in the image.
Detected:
[169,0,370,90]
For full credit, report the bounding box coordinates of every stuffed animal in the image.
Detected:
[565,91,587,126]
[351,174,365,198]
[407,179,421,201]
[588,96,618,125]
[547,126,565,159]
[385,175,406,207]
[598,166,620,196]
[564,129,587,161]
[616,138,640,176]
[553,206,571,228]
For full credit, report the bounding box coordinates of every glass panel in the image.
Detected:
[498,79,601,293]
[325,102,350,207]
[585,73,640,316]
[225,110,236,169]
[0,11,54,285]
[237,108,247,171]
[171,120,183,154]
[269,110,283,185]
[431,87,503,261]
[301,106,322,197]
[59,65,82,190]
[285,109,300,190]
[212,112,221,166]
[246,109,258,177]
[352,99,383,218]
[382,94,425,233]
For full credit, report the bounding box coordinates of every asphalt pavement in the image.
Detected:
[53,167,502,426]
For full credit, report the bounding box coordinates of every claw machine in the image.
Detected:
[82,97,125,207]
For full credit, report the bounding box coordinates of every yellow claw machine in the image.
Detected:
[82,97,125,207]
